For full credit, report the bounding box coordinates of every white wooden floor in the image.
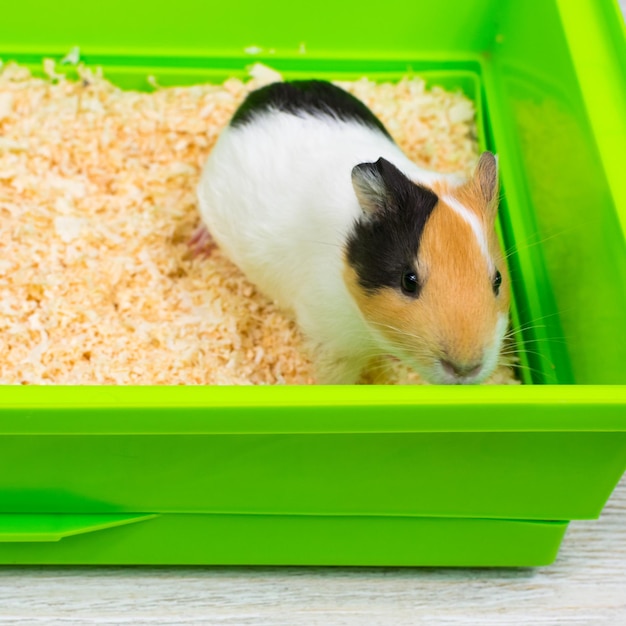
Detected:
[0,473,624,625]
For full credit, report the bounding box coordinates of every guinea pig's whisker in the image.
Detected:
[350,338,423,361]
[506,310,571,335]
[502,214,608,264]
[513,361,555,379]
[518,313,558,329]
[373,338,432,360]
[368,321,428,346]
[507,329,551,340]
[500,344,547,356]
[513,336,569,347]
[505,348,558,370]
[361,359,394,374]
[497,347,541,366]
[509,305,577,331]
[502,229,567,261]
[506,323,571,345]
[506,361,545,377]
[355,332,434,363]
[507,322,549,333]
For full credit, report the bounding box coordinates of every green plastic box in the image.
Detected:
[0,0,625,566]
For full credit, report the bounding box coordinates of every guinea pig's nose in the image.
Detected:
[440,358,483,378]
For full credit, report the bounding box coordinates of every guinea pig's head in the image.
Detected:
[344,152,510,384]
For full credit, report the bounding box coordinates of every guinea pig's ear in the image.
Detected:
[474,151,499,211]
[351,161,386,216]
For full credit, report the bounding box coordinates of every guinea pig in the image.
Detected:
[197,80,510,384]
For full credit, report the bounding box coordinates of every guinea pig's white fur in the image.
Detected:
[198,106,509,384]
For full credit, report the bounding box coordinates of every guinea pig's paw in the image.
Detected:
[188,224,215,258]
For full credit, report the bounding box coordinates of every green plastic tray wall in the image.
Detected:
[486,0,626,384]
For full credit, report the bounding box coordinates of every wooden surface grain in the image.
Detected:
[0,473,624,625]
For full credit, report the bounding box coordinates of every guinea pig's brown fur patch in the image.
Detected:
[419,181,508,363]
[344,179,509,373]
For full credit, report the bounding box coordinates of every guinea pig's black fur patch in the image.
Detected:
[346,158,438,294]
[230,80,392,139]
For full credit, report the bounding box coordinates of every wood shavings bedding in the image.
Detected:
[0,60,519,385]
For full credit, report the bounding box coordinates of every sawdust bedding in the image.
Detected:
[0,60,518,385]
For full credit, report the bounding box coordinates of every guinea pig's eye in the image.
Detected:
[492,270,502,296]
[401,269,419,297]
